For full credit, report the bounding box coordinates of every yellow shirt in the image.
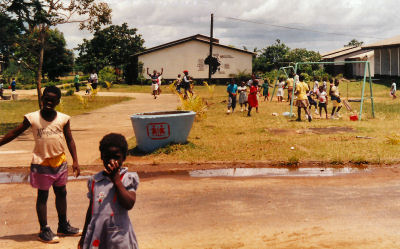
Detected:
[295,81,309,100]
[286,78,294,88]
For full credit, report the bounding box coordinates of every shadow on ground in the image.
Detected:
[0,233,37,243]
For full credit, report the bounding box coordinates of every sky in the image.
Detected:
[58,0,400,55]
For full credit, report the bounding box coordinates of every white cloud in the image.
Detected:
[56,0,400,54]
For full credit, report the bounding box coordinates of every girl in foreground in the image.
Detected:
[78,133,139,249]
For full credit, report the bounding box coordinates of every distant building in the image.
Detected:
[362,35,400,77]
[134,34,254,81]
[345,51,375,77]
[322,46,373,77]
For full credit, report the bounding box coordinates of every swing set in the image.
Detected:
[269,61,375,121]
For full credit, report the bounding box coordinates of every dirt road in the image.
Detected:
[1,167,400,249]
[0,92,179,167]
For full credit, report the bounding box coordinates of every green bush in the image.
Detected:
[99,66,117,83]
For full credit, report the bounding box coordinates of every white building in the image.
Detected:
[362,35,400,77]
[135,34,254,80]
[322,46,373,77]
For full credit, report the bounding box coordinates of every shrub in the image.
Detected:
[99,66,117,84]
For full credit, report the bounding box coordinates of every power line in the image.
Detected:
[223,16,383,40]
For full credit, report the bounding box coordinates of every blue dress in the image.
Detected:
[83,168,139,249]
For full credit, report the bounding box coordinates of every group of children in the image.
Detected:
[225,73,345,121]
[226,75,271,117]
[289,75,342,121]
[0,86,139,248]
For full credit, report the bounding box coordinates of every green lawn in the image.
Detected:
[126,79,400,165]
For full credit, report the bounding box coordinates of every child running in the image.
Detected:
[226,79,238,114]
[317,85,328,119]
[78,133,139,249]
[0,86,81,243]
[295,74,312,122]
[330,79,342,119]
[238,81,248,112]
[247,80,259,116]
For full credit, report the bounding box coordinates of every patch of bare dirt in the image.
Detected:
[269,126,355,135]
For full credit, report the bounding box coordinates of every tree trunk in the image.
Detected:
[36,27,45,109]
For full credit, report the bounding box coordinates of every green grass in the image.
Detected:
[126,80,400,164]
[0,95,131,135]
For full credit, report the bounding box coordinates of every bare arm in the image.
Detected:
[0,118,30,147]
[107,160,136,210]
[160,68,164,75]
[63,120,80,177]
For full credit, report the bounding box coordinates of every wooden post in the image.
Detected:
[208,13,214,84]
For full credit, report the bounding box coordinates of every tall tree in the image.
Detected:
[345,39,364,47]
[1,0,112,108]
[0,12,21,66]
[76,23,145,81]
[254,39,290,72]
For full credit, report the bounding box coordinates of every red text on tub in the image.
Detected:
[147,123,171,140]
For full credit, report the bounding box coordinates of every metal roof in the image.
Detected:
[362,35,400,49]
[134,34,254,57]
[322,46,362,59]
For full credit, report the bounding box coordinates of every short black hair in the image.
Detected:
[99,133,128,156]
[299,74,305,82]
[43,86,61,99]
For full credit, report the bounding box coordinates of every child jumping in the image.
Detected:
[0,86,81,243]
[78,133,139,249]
[147,68,163,99]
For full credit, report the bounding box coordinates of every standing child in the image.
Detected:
[238,81,248,112]
[157,70,164,95]
[295,74,312,122]
[285,74,294,104]
[276,77,285,102]
[261,79,271,101]
[330,79,342,119]
[226,80,238,114]
[247,80,259,116]
[11,77,16,92]
[391,82,397,99]
[78,133,139,249]
[318,85,328,119]
[0,86,81,243]
[175,74,182,93]
[307,88,318,115]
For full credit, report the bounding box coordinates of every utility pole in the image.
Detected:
[208,13,214,84]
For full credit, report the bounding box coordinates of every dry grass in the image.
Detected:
[127,80,400,164]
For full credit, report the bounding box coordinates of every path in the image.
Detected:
[0,91,179,167]
[0,167,399,248]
